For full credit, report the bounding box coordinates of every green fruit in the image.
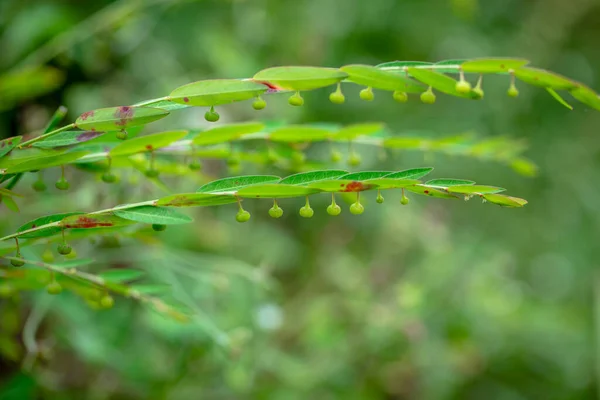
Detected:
[55,178,70,191]
[0,284,14,298]
[236,209,251,223]
[145,169,160,178]
[291,151,306,164]
[507,84,519,98]
[326,203,341,216]
[188,161,202,171]
[152,224,167,232]
[400,194,410,205]
[420,88,436,104]
[42,249,54,263]
[116,130,128,140]
[329,90,345,104]
[359,87,374,101]
[252,97,266,110]
[455,80,472,94]
[46,281,63,295]
[227,154,241,166]
[32,180,47,192]
[349,201,364,215]
[330,150,342,162]
[57,243,72,255]
[269,204,283,218]
[11,256,25,267]
[99,295,114,309]
[101,172,117,183]
[393,90,408,103]
[376,192,384,204]
[205,106,220,122]
[473,87,484,99]
[348,152,361,167]
[288,92,304,106]
[299,205,314,218]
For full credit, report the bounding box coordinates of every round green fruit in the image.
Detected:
[400,195,410,205]
[349,202,364,215]
[473,87,484,99]
[269,205,283,219]
[330,150,342,163]
[359,87,374,101]
[348,152,361,167]
[299,205,314,218]
[188,161,202,171]
[116,130,128,140]
[393,90,408,103]
[376,193,384,204]
[99,295,114,309]
[152,224,167,232]
[252,97,266,110]
[46,281,63,295]
[55,178,70,191]
[326,203,341,216]
[288,92,304,106]
[420,89,436,104]
[57,243,72,255]
[236,210,251,223]
[32,180,47,192]
[101,172,117,183]
[329,91,345,104]
[507,85,519,98]
[291,151,306,165]
[42,249,55,263]
[11,257,25,267]
[455,80,472,94]
[145,169,160,178]
[205,108,220,122]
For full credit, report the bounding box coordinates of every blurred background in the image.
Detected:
[1,0,600,398]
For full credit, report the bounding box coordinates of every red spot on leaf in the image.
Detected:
[80,110,95,120]
[163,195,194,207]
[183,97,189,103]
[31,224,36,228]
[145,145,153,151]
[114,106,135,127]
[63,216,114,229]
[253,80,283,93]
[77,131,102,142]
[424,190,429,194]
[8,141,12,145]
[342,181,371,192]
[500,64,505,69]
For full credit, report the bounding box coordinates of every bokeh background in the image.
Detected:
[1,0,600,398]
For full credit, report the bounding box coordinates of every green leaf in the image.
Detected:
[60,214,134,229]
[3,151,89,174]
[460,58,530,73]
[376,61,434,70]
[278,170,348,185]
[198,175,281,193]
[513,67,577,90]
[338,171,392,181]
[0,136,22,158]
[128,284,171,295]
[75,106,169,131]
[17,212,83,239]
[364,178,420,189]
[99,269,144,283]
[236,184,321,198]
[434,59,469,72]
[382,137,427,149]
[383,168,434,180]
[407,68,478,98]
[110,130,188,157]
[0,148,64,170]
[114,206,192,225]
[569,84,600,111]
[447,185,505,194]
[425,178,475,186]
[339,64,425,92]
[169,79,267,106]
[510,158,538,177]
[2,196,19,212]
[0,188,23,198]
[333,123,386,140]
[545,88,573,110]
[269,126,333,143]
[133,98,190,111]
[54,258,95,269]
[32,131,105,148]
[483,193,528,207]
[306,180,377,192]
[155,193,237,207]
[253,66,347,91]
[405,185,458,199]
[192,122,265,146]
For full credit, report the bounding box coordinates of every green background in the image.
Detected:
[1,0,599,398]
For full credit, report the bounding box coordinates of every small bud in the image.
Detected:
[420,87,436,104]
[359,87,374,101]
[152,224,167,232]
[252,96,267,110]
[393,90,408,103]
[116,130,128,140]
[288,91,304,106]
[205,106,220,122]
